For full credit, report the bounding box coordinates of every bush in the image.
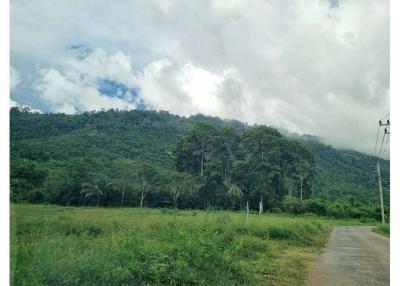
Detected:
[283,196,304,214]
[26,189,46,203]
[303,198,328,216]
[282,196,384,221]
[326,203,349,218]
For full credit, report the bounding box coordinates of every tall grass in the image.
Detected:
[11,204,365,286]
[373,224,390,237]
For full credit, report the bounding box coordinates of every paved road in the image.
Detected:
[305,226,389,286]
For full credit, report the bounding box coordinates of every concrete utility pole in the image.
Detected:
[376,160,385,224]
[375,119,389,224]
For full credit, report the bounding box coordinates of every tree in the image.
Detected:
[175,122,217,177]
[281,139,315,201]
[136,162,158,207]
[46,158,104,206]
[210,126,240,180]
[168,172,197,209]
[10,159,48,203]
[112,160,137,207]
[81,179,113,207]
[242,126,283,211]
[225,181,243,209]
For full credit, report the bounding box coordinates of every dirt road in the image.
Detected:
[305,226,389,286]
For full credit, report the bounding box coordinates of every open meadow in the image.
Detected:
[10,204,373,286]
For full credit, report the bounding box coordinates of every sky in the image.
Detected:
[10,0,389,156]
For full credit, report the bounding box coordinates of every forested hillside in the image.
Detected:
[10,107,389,219]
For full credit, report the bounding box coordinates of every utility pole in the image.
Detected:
[376,160,385,224]
[375,119,389,224]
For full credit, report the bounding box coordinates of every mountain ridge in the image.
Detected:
[10,107,389,205]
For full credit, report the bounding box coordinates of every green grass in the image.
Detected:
[373,224,390,237]
[10,204,367,286]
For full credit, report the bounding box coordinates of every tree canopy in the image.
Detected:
[10,108,389,219]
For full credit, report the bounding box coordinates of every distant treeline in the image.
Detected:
[10,108,389,220]
[11,122,315,208]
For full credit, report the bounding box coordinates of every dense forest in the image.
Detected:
[10,107,389,220]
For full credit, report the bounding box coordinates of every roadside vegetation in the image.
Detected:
[11,204,367,286]
[373,224,390,237]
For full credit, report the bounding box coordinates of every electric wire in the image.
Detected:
[373,125,381,157]
[381,134,390,159]
[378,132,386,159]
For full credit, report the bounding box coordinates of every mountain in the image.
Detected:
[10,107,389,205]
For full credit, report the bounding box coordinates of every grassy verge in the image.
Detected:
[373,224,390,237]
[11,204,367,286]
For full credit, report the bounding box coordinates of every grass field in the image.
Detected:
[10,204,370,286]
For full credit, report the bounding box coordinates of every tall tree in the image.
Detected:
[210,126,240,180]
[281,139,315,201]
[136,162,158,207]
[168,172,197,209]
[175,122,217,177]
[242,126,283,210]
[112,160,136,207]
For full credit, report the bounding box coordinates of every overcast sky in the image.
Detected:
[10,0,389,156]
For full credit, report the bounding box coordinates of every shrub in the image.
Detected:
[283,196,304,214]
[303,198,328,216]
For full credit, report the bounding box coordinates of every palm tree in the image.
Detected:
[81,181,113,207]
[226,181,243,210]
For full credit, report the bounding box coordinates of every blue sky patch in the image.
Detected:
[97,79,147,110]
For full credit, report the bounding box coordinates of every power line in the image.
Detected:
[381,134,390,159]
[377,132,386,159]
[373,125,381,157]
[373,112,389,157]
[374,115,389,224]
[376,116,390,159]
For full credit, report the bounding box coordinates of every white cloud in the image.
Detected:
[34,64,136,114]
[10,98,42,113]
[136,59,230,116]
[11,0,389,154]
[10,99,19,107]
[10,66,21,91]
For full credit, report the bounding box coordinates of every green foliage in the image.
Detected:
[283,196,304,215]
[373,224,390,237]
[283,196,385,221]
[226,182,244,209]
[301,138,389,204]
[175,122,316,210]
[10,108,390,219]
[10,158,48,203]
